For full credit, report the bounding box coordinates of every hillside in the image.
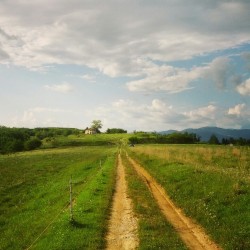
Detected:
[160,127,250,142]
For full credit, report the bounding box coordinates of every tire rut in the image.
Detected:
[106,154,139,250]
[127,154,222,250]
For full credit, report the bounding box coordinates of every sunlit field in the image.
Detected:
[129,144,250,249]
[0,146,117,250]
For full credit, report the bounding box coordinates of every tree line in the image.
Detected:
[0,126,81,154]
[129,132,250,145]
[129,132,200,144]
[208,134,250,146]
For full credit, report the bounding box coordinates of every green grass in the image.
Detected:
[0,146,117,250]
[129,144,250,250]
[122,151,187,250]
[42,133,131,148]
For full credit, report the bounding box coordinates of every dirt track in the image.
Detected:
[106,154,139,250]
[127,155,222,250]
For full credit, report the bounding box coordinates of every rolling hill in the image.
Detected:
[159,127,250,142]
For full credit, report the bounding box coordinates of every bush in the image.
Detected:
[106,128,127,134]
[128,136,139,144]
[25,138,42,150]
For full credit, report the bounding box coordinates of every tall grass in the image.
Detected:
[0,146,117,250]
[129,144,250,249]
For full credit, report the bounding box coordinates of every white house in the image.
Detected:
[84,127,97,134]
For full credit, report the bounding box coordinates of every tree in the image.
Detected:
[91,120,103,133]
[25,138,42,150]
[208,134,220,144]
[106,128,127,134]
[128,136,139,144]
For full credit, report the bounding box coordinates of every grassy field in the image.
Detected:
[128,144,250,249]
[1,135,250,250]
[42,133,130,148]
[0,146,117,250]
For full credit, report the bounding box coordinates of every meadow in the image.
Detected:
[42,133,130,148]
[0,145,117,250]
[128,144,250,249]
[1,133,250,250]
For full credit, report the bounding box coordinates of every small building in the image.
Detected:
[84,127,97,135]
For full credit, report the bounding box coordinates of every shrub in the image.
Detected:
[25,138,42,150]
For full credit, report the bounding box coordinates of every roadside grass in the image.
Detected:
[0,146,117,250]
[129,144,250,250]
[122,151,188,250]
[32,153,117,250]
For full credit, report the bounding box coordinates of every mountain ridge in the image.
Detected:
[159,126,250,142]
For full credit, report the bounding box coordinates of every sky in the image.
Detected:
[0,0,250,132]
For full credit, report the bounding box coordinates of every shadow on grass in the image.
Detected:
[70,219,89,229]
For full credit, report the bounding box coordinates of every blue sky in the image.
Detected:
[0,0,250,131]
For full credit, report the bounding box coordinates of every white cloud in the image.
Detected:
[126,57,232,93]
[45,82,73,93]
[87,99,250,130]
[80,74,96,82]
[18,110,37,127]
[202,57,231,89]
[30,107,70,113]
[0,47,9,60]
[185,105,217,117]
[86,98,186,131]
[228,104,246,117]
[85,99,237,131]
[184,105,217,125]
[10,106,81,128]
[1,1,250,130]
[0,1,249,75]
[236,78,250,96]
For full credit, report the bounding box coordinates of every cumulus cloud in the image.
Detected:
[1,1,250,130]
[228,103,246,117]
[126,57,232,93]
[185,105,217,119]
[88,98,249,130]
[0,1,249,74]
[202,57,231,89]
[86,98,237,131]
[86,98,186,131]
[45,82,73,93]
[236,78,250,96]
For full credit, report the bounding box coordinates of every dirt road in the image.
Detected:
[128,155,221,250]
[106,154,139,250]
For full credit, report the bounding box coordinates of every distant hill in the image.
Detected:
[159,127,250,142]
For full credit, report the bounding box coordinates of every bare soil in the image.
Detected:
[106,154,139,250]
[128,155,222,250]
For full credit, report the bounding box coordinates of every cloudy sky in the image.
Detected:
[0,0,250,131]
